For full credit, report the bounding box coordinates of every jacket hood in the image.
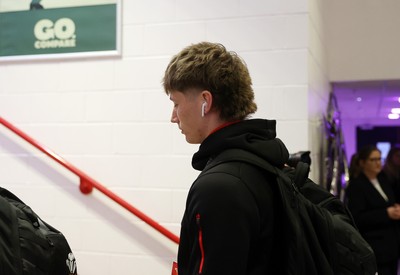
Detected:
[192,119,289,170]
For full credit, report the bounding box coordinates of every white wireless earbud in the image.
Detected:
[201,102,207,117]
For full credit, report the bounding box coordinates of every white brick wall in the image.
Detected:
[307,0,331,182]
[0,0,329,274]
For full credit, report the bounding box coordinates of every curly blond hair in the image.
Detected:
[163,42,257,121]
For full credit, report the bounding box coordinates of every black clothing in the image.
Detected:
[384,172,400,204]
[346,172,400,271]
[178,119,289,275]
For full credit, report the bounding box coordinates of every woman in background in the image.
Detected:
[348,152,362,182]
[346,145,400,275]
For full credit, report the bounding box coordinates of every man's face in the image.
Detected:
[169,90,205,144]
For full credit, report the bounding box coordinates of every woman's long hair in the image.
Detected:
[383,147,400,184]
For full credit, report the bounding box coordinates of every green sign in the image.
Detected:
[0,3,119,60]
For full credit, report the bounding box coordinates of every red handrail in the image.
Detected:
[0,116,180,244]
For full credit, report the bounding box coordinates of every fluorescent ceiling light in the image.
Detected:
[388,113,400,119]
[392,108,400,114]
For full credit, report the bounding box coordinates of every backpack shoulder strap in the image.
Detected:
[209,149,279,175]
[211,148,309,188]
[293,162,310,189]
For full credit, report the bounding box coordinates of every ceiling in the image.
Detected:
[333,80,400,120]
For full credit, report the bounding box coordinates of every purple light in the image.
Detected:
[388,113,400,119]
[392,108,400,114]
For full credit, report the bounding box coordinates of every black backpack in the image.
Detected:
[214,149,377,275]
[0,187,78,275]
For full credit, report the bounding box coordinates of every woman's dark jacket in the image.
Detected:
[177,119,289,275]
[346,172,400,263]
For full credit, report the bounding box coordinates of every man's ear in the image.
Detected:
[200,90,213,113]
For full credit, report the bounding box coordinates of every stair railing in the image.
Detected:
[0,116,180,244]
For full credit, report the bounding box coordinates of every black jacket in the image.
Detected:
[177,119,289,275]
[346,172,400,263]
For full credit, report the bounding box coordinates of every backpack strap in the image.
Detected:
[293,162,310,189]
[209,149,313,193]
[208,148,278,175]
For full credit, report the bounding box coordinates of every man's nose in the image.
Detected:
[171,110,178,123]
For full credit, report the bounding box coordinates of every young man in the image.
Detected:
[163,42,289,275]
